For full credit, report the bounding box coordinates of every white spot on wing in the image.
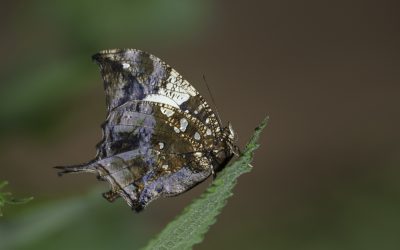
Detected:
[206,128,212,136]
[194,132,201,140]
[159,142,164,150]
[158,88,190,105]
[180,118,188,132]
[160,107,175,117]
[174,127,180,133]
[122,63,130,69]
[194,152,202,157]
[143,94,179,108]
[162,165,169,170]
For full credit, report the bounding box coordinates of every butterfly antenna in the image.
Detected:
[202,74,223,126]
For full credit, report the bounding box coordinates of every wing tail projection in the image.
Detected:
[54,161,97,176]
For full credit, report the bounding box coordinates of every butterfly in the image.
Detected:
[56,49,239,211]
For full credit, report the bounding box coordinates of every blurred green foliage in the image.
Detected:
[0,181,33,217]
[0,0,211,137]
[0,189,151,250]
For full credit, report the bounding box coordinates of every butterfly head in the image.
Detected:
[221,122,240,156]
[222,122,237,143]
[228,122,236,141]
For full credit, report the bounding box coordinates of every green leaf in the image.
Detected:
[143,117,268,250]
[0,181,33,216]
[0,1,212,137]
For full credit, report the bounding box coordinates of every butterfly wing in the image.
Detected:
[56,49,233,211]
[93,49,222,136]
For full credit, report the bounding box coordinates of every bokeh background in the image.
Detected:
[1,0,400,249]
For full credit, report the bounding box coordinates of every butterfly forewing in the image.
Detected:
[94,49,221,134]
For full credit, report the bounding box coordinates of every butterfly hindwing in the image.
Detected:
[70,147,212,211]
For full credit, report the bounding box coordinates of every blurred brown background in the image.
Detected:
[1,0,400,249]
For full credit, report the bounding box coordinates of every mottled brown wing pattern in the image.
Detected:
[56,49,236,211]
[94,100,220,210]
[64,148,212,211]
[97,100,216,157]
[93,49,222,136]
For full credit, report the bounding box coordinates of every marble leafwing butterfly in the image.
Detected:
[56,49,239,211]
